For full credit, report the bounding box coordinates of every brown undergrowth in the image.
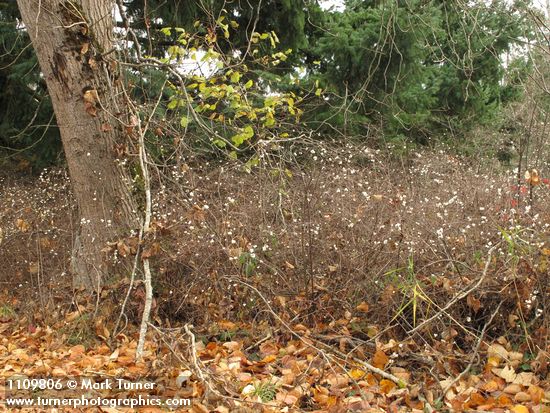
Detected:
[0,144,549,353]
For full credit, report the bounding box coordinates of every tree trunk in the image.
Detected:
[16,0,139,290]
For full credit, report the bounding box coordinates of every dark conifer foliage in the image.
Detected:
[0,1,61,167]
[0,0,537,166]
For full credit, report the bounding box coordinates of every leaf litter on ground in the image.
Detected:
[0,313,549,413]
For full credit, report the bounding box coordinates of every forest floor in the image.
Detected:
[0,144,549,412]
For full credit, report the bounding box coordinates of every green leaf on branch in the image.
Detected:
[230,72,241,83]
[167,99,179,110]
[213,139,227,148]
[231,125,254,146]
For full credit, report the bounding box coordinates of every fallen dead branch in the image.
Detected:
[226,276,407,387]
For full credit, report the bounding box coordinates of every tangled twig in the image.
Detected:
[440,301,503,399]
[408,246,496,335]
[226,276,407,387]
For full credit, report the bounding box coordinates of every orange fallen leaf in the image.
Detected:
[481,379,500,392]
[504,383,522,395]
[260,354,277,363]
[276,392,298,405]
[372,349,389,369]
[528,384,544,403]
[495,393,513,407]
[51,367,67,376]
[217,320,237,330]
[380,379,396,394]
[326,373,349,389]
[259,341,279,356]
[69,344,86,359]
[356,302,369,312]
[222,341,242,351]
[514,391,531,402]
[466,392,485,408]
[478,395,496,411]
[117,355,134,366]
[237,372,252,382]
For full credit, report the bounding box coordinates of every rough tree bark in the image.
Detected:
[16,0,139,290]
